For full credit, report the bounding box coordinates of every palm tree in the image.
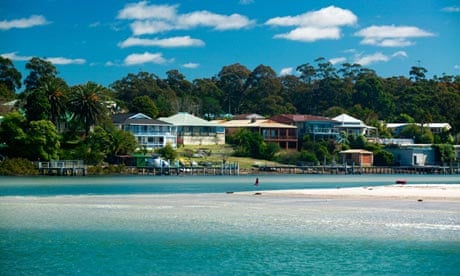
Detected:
[69,82,108,136]
[40,78,68,128]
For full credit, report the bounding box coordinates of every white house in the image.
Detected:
[111,113,177,150]
[159,112,225,146]
[332,113,376,136]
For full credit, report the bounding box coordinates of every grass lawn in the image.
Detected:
[174,144,281,169]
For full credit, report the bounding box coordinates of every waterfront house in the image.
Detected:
[386,144,435,166]
[386,123,452,136]
[339,149,374,167]
[111,113,177,150]
[159,112,225,146]
[333,113,377,137]
[213,117,298,150]
[270,114,340,142]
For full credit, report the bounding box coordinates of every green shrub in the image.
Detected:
[0,158,38,176]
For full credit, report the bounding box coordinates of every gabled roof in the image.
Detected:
[271,114,337,123]
[159,112,221,127]
[111,113,171,125]
[213,119,297,129]
[333,113,363,124]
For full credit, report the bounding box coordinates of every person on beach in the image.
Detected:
[254,177,259,186]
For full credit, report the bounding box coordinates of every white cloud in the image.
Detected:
[354,52,389,66]
[354,51,408,66]
[0,15,49,30]
[266,6,357,27]
[239,0,254,5]
[177,11,255,31]
[89,22,101,28]
[117,2,178,20]
[274,26,341,42]
[442,6,460,12]
[118,2,255,35]
[182,63,199,69]
[329,57,347,65]
[1,52,85,65]
[46,57,86,65]
[119,36,205,48]
[266,6,356,42]
[124,52,170,65]
[130,20,174,35]
[391,51,408,58]
[355,25,434,47]
[279,67,293,76]
[1,52,31,61]
[454,65,460,69]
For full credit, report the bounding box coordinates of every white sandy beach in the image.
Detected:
[240,184,460,201]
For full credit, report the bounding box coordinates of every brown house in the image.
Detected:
[339,149,374,167]
[213,118,298,150]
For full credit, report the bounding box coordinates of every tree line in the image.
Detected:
[0,56,459,166]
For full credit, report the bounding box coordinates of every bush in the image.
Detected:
[373,150,395,166]
[0,158,38,176]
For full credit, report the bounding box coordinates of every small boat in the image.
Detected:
[395,179,407,184]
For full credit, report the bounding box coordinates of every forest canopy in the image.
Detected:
[1,56,460,137]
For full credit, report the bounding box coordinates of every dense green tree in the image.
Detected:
[24,89,51,121]
[156,143,178,161]
[24,57,58,93]
[192,78,224,118]
[27,120,60,160]
[216,63,251,114]
[109,127,138,156]
[111,71,177,116]
[131,95,159,118]
[228,128,270,159]
[373,150,395,166]
[0,57,21,100]
[0,112,29,158]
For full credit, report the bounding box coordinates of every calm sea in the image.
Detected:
[1,175,459,275]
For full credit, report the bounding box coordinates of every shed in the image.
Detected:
[339,149,374,167]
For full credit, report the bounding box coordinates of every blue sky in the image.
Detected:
[1,0,459,88]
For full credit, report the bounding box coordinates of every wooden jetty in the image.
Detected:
[36,160,87,176]
[254,164,460,175]
[127,162,240,176]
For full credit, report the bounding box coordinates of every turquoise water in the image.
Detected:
[1,175,460,275]
[1,174,460,196]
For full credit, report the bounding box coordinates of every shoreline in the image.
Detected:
[237,184,460,201]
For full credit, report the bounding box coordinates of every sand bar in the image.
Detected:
[239,184,460,201]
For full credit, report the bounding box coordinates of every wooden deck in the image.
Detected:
[36,160,87,176]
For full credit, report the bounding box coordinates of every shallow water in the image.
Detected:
[1,174,459,196]
[1,175,459,275]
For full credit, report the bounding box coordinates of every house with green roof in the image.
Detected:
[159,112,225,146]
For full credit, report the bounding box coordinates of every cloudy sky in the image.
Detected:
[1,0,459,87]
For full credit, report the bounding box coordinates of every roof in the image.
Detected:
[111,113,171,125]
[213,119,297,129]
[387,123,452,130]
[271,114,337,123]
[333,113,376,129]
[159,112,221,127]
[232,113,265,120]
[333,113,363,124]
[339,149,373,154]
